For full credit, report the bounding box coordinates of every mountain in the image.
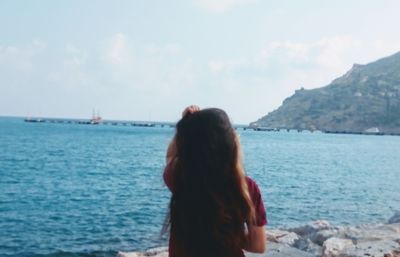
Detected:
[251,51,400,133]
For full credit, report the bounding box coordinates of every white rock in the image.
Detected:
[117,252,139,257]
[117,218,400,257]
[267,229,288,242]
[338,223,400,241]
[340,239,400,257]
[246,242,316,257]
[291,220,332,236]
[117,247,168,257]
[278,232,300,246]
[294,238,322,256]
[322,237,353,257]
[313,228,340,245]
[266,229,300,246]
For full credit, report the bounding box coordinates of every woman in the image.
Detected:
[163,106,267,257]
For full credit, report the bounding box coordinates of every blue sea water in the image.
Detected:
[0,117,399,257]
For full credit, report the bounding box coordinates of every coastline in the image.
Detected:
[118,212,400,257]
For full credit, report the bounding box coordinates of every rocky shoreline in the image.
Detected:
[118,212,400,257]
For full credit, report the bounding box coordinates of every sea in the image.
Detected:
[1,117,399,257]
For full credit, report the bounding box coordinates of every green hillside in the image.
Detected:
[252,52,400,133]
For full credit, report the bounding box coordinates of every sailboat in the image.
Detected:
[90,109,102,125]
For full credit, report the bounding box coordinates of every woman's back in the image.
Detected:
[163,107,267,257]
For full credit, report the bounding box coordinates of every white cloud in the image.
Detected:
[65,44,87,66]
[0,40,47,73]
[143,43,182,55]
[105,33,130,65]
[272,8,288,16]
[205,35,400,122]
[208,60,225,73]
[261,41,310,61]
[95,34,196,103]
[45,44,91,90]
[2,34,399,123]
[193,0,256,13]
[165,43,182,54]
[32,39,47,49]
[208,58,249,73]
[257,35,400,85]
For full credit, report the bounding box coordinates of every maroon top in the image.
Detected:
[163,161,267,257]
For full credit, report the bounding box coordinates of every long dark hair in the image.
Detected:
[165,108,255,257]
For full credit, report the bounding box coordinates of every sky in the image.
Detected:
[1,0,400,124]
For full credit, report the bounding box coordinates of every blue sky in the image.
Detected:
[1,0,400,123]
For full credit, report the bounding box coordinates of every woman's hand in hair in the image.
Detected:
[182,105,200,118]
